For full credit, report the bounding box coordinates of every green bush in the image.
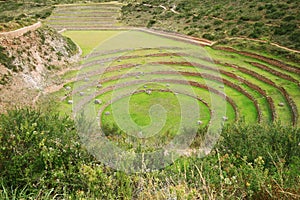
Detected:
[146,19,156,28]
[35,10,52,19]
[0,46,17,72]
[203,33,215,40]
[213,19,223,25]
[219,123,300,170]
[230,27,239,36]
[266,11,285,19]
[249,26,263,38]
[240,15,251,21]
[274,22,297,35]
[0,108,92,192]
[283,15,296,21]
[187,30,196,36]
[0,73,11,85]
[288,30,300,47]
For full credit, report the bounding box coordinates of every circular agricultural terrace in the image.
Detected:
[62,30,300,151]
[47,3,300,168]
[47,3,299,127]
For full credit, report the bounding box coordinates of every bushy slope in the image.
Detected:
[120,0,300,50]
[0,108,299,199]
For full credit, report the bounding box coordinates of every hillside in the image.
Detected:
[0,0,113,32]
[120,0,300,50]
[0,26,79,112]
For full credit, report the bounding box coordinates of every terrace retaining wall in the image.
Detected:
[0,22,42,39]
[214,46,300,74]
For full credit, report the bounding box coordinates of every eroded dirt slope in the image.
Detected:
[0,26,80,112]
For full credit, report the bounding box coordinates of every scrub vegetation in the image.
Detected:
[120,0,300,50]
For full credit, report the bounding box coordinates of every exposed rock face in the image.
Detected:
[0,26,80,112]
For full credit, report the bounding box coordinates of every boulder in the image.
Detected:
[222,116,228,121]
[97,84,103,88]
[94,99,102,104]
[146,90,152,95]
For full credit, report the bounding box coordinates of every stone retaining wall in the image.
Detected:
[249,62,299,84]
[214,46,300,74]
[0,22,42,39]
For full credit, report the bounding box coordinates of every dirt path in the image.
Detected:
[159,5,167,10]
[225,37,300,54]
[136,27,213,46]
[170,5,180,14]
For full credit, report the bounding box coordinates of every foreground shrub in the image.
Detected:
[0,108,299,199]
[0,108,92,193]
[220,122,300,171]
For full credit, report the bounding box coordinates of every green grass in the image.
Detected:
[102,91,211,133]
[62,30,125,56]
[61,69,79,80]
[205,46,300,81]
[92,71,254,122]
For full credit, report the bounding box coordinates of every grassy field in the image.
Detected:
[101,91,211,150]
[62,30,125,56]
